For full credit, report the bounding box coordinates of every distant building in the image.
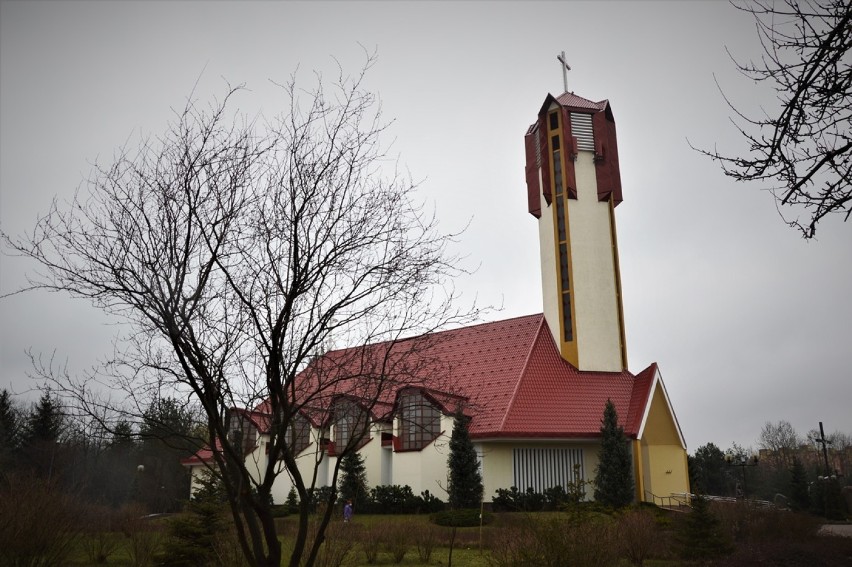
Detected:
[183,84,690,506]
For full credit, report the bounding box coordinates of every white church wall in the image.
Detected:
[570,151,622,372]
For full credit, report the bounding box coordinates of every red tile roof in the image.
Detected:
[184,313,663,466]
[554,91,609,112]
[275,313,658,441]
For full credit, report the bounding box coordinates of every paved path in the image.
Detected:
[819,524,852,538]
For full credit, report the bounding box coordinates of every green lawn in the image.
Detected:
[60,508,852,567]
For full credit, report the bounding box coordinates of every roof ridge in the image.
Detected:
[499,314,547,432]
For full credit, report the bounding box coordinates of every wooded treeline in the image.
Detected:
[0,387,198,513]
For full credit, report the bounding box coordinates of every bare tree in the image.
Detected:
[695,0,851,238]
[2,55,474,567]
[758,419,800,467]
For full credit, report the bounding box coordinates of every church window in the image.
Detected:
[227,411,257,453]
[513,448,584,494]
[561,294,573,342]
[399,390,441,450]
[548,107,574,345]
[333,399,368,450]
[284,413,311,455]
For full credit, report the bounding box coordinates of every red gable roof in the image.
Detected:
[279,313,656,441]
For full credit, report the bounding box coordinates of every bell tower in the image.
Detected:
[524,62,627,372]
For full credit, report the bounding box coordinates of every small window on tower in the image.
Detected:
[562,293,573,342]
[549,111,559,131]
[551,135,561,151]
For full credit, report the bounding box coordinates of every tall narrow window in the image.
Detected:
[333,399,368,450]
[284,413,311,455]
[548,110,574,344]
[399,390,441,450]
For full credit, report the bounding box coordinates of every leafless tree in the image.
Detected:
[2,54,475,567]
[695,0,851,238]
[758,419,800,467]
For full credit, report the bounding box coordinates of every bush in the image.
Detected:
[486,509,618,567]
[417,489,445,513]
[312,521,354,567]
[0,475,81,567]
[414,521,440,562]
[80,504,120,564]
[675,495,733,561]
[617,507,660,566]
[211,528,251,567]
[160,500,227,567]
[358,522,382,564]
[431,508,493,527]
[492,486,547,512]
[368,484,418,514]
[382,520,412,564]
[712,501,820,544]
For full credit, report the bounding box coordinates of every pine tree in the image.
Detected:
[594,399,634,509]
[21,388,65,478]
[25,389,64,446]
[677,494,732,560]
[0,389,21,469]
[789,456,809,512]
[447,411,483,509]
[338,451,369,507]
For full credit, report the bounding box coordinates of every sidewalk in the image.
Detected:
[818,524,852,538]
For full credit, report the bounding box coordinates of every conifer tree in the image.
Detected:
[21,388,65,478]
[789,456,810,512]
[25,389,64,446]
[593,399,634,508]
[0,389,21,469]
[447,411,483,509]
[338,451,369,507]
[677,494,732,560]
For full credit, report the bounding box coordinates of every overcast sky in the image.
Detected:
[1,1,850,452]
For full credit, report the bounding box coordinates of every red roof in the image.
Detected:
[184,313,663,466]
[554,91,609,112]
[282,313,658,441]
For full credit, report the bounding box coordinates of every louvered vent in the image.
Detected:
[570,113,594,151]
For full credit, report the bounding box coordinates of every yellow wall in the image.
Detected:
[637,384,689,501]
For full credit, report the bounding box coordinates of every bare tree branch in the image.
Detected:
[692,0,852,238]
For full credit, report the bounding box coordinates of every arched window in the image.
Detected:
[399,390,441,450]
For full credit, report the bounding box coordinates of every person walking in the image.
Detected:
[343,499,353,523]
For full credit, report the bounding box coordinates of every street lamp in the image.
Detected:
[724,451,759,499]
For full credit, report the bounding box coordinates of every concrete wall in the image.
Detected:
[569,151,622,372]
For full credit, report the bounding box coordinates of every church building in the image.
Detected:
[183,75,690,507]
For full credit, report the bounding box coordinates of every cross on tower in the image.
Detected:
[557,51,571,93]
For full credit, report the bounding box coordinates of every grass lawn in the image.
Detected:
[59,508,852,567]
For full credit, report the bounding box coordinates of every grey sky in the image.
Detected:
[1,1,850,451]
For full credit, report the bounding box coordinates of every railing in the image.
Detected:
[644,490,691,509]
[644,491,775,509]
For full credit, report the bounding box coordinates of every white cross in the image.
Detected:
[557,51,571,93]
